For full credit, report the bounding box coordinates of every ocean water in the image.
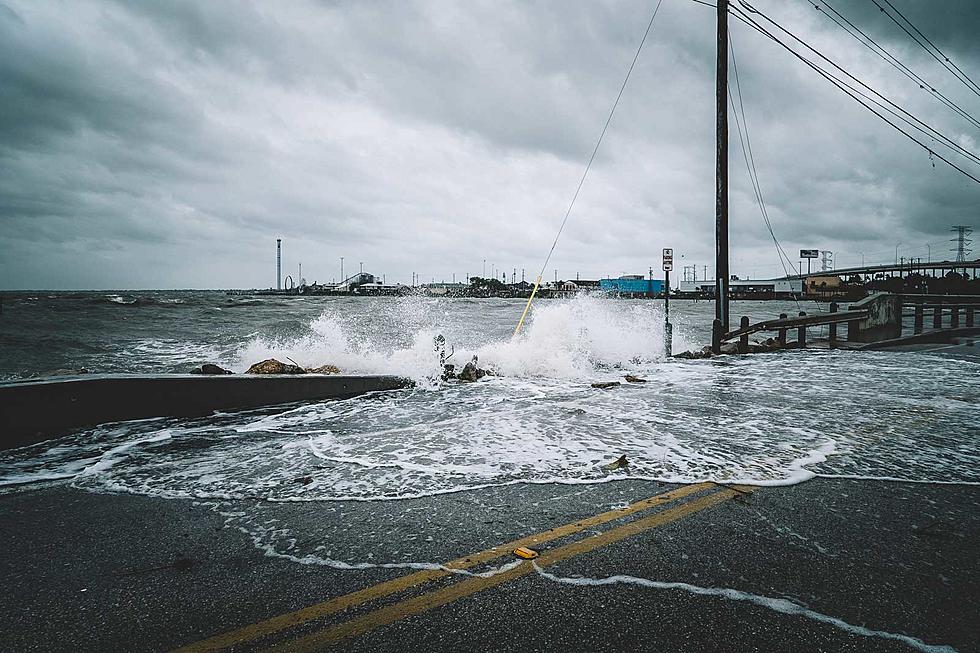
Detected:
[0,291,976,502]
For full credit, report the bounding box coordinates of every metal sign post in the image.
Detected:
[800,249,818,276]
[663,248,673,357]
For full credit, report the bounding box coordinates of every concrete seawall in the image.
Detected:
[0,374,413,449]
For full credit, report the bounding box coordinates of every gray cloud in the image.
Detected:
[1,0,978,289]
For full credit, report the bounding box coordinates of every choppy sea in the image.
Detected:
[0,291,976,502]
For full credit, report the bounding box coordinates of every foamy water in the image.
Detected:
[1,294,977,502]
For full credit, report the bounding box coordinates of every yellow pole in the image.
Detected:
[513,276,543,338]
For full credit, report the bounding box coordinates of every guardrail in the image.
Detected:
[714,293,978,353]
[719,303,866,352]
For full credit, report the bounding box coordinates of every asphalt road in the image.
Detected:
[0,477,977,653]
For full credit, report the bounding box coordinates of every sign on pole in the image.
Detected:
[800,249,818,259]
[662,248,673,271]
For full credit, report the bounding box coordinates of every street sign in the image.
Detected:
[800,249,818,259]
[662,248,673,271]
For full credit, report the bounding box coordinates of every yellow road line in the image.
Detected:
[265,485,755,653]
[172,483,714,653]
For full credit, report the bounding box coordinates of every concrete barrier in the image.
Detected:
[848,293,902,342]
[0,374,413,449]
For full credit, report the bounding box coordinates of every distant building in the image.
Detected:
[600,276,663,297]
[677,278,802,299]
[804,275,844,297]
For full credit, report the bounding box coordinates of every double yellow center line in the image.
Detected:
[174,482,752,653]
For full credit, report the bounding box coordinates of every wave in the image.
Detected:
[233,295,685,381]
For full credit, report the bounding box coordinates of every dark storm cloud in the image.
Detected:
[0,0,978,289]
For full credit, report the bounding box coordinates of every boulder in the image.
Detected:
[306,364,341,375]
[191,363,233,375]
[458,359,487,383]
[624,374,647,383]
[591,381,621,389]
[674,346,713,360]
[246,359,306,375]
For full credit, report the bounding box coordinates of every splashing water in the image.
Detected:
[0,293,977,504]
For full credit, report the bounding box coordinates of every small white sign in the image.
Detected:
[663,262,673,271]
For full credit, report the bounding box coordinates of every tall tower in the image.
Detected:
[951,225,973,262]
[820,250,833,272]
[276,239,282,290]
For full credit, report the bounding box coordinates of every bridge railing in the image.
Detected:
[899,294,978,334]
[719,302,868,352]
[716,292,978,353]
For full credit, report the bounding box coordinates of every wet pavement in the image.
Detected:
[0,477,977,652]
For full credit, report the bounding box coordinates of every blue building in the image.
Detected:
[600,275,663,296]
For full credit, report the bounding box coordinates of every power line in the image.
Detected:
[514,0,667,336]
[738,1,980,167]
[728,1,980,185]
[535,0,666,282]
[873,0,980,99]
[803,0,980,130]
[728,37,798,278]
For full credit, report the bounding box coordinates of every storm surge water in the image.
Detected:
[233,294,684,383]
[1,291,978,502]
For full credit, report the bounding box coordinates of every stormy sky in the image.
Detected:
[1,0,978,289]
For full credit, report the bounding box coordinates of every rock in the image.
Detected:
[458,360,486,382]
[674,348,712,359]
[306,364,341,375]
[602,455,629,470]
[591,381,621,389]
[191,363,233,375]
[441,364,456,381]
[624,374,647,383]
[720,342,740,355]
[246,359,306,375]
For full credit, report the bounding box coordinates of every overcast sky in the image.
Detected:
[1,0,978,289]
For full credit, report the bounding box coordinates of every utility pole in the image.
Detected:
[276,238,282,291]
[340,257,344,284]
[714,0,730,340]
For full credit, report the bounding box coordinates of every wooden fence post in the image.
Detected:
[797,311,807,348]
[829,302,838,346]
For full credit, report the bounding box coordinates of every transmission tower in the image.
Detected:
[951,226,973,262]
[820,250,834,272]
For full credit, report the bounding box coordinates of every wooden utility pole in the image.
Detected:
[715,0,730,333]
